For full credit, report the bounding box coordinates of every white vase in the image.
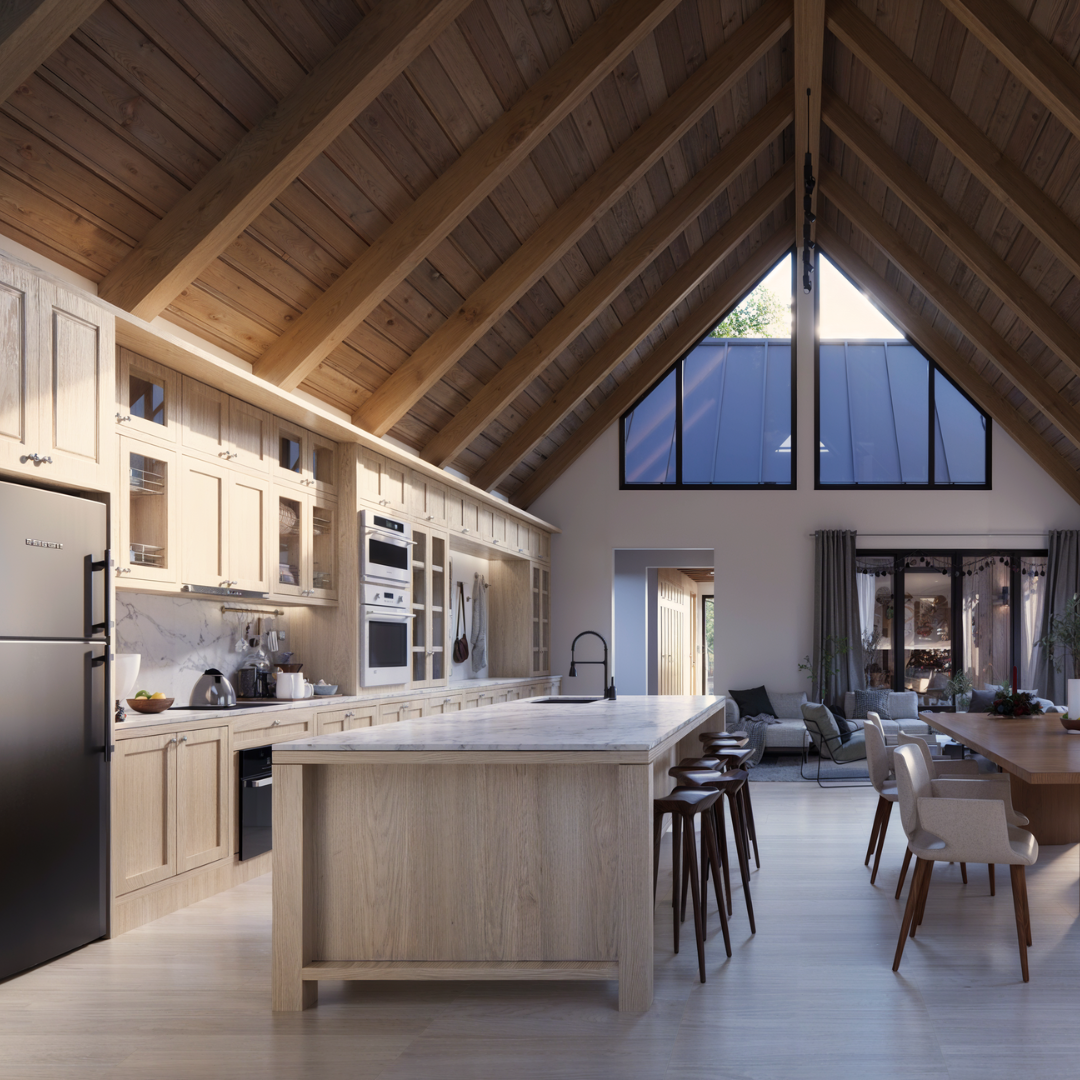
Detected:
[1068,679,1080,721]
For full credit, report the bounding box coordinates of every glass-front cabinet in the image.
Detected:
[272,488,338,601]
[310,500,337,600]
[118,435,177,584]
[274,489,305,599]
[411,527,447,686]
[531,562,550,674]
[118,352,179,444]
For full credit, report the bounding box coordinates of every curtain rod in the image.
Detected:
[808,531,1048,538]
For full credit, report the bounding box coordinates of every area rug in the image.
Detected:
[748,753,869,782]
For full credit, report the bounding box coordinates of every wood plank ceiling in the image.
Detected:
[2,0,1080,506]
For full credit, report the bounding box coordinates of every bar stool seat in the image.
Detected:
[699,730,749,748]
[653,787,729,981]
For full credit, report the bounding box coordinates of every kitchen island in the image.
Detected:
[271,694,725,1013]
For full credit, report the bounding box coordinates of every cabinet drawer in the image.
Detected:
[232,711,315,748]
[318,705,376,734]
[378,699,424,724]
[425,692,463,714]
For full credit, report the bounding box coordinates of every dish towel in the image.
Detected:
[470,572,488,673]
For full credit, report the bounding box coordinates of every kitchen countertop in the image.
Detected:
[273,695,725,755]
[115,676,560,730]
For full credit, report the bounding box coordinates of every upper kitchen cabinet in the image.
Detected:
[117,350,180,445]
[271,487,338,603]
[359,448,407,513]
[409,471,448,527]
[182,376,271,473]
[275,420,337,498]
[117,434,179,585]
[0,259,114,491]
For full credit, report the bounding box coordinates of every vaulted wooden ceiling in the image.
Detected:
[3,0,1080,506]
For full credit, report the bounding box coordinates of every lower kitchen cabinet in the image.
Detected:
[317,705,376,734]
[113,726,229,896]
[231,710,315,749]
[378,699,424,724]
[425,693,463,714]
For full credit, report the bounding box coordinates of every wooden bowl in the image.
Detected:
[126,697,174,714]
[1059,714,1080,732]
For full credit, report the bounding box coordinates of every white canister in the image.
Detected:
[1068,679,1080,720]
[276,672,300,699]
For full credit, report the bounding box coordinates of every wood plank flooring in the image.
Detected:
[4,782,1080,1079]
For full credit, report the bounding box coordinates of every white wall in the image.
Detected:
[532,290,1080,698]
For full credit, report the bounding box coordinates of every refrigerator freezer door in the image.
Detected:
[0,480,107,640]
[0,641,108,980]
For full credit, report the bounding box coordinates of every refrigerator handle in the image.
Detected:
[90,549,113,636]
[91,650,113,763]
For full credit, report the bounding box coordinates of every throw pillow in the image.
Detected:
[729,685,776,719]
[835,714,854,743]
[969,689,997,713]
[852,688,892,720]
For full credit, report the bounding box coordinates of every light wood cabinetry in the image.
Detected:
[117,350,180,445]
[378,699,424,724]
[409,470,447,526]
[113,726,229,896]
[359,447,407,511]
[231,710,315,749]
[228,399,273,473]
[273,419,336,497]
[531,562,551,675]
[410,526,448,687]
[118,435,179,584]
[0,259,115,490]
[183,376,272,473]
[272,487,338,602]
[424,692,463,714]
[317,705,377,734]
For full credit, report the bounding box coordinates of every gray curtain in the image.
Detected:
[1033,530,1080,704]
[813,530,864,709]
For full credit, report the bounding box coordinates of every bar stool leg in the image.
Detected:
[681,814,708,983]
[671,814,682,953]
[726,790,756,933]
[988,863,995,897]
[741,781,760,868]
[700,807,732,958]
[715,797,733,917]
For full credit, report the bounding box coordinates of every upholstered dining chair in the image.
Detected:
[892,744,1039,982]
[864,717,899,885]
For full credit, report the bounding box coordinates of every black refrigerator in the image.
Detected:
[0,479,111,981]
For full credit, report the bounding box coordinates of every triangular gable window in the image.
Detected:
[816,253,990,489]
[621,253,795,489]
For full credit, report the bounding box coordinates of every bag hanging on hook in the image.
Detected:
[452,581,469,664]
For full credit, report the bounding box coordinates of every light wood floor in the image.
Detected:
[5,782,1080,1079]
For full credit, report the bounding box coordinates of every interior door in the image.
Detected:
[657,569,695,695]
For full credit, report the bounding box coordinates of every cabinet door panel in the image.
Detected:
[182,460,228,585]
[118,350,180,445]
[229,400,271,472]
[230,474,269,592]
[175,726,230,873]
[118,436,178,584]
[0,266,33,466]
[114,733,175,895]
[182,377,229,458]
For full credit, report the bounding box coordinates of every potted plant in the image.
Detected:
[799,634,850,705]
[944,671,973,711]
[1037,593,1080,680]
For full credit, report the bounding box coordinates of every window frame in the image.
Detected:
[618,248,797,491]
[813,248,992,491]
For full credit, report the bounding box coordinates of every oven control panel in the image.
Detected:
[361,583,408,608]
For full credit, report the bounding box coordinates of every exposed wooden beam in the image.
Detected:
[821,167,1080,453]
[0,0,103,104]
[818,223,1080,506]
[420,89,794,468]
[473,174,792,492]
[252,0,682,391]
[511,230,792,509]
[827,0,1080,284]
[823,90,1080,386]
[939,0,1080,146]
[794,0,825,246]
[352,0,793,437]
[96,0,470,320]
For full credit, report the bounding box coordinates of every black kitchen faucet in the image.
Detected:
[569,631,616,700]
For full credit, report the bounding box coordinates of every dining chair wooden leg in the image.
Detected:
[1009,865,1030,982]
[683,818,708,983]
[912,861,934,935]
[866,797,885,866]
[700,808,732,958]
[988,863,995,897]
[895,848,912,900]
[870,801,893,886]
[1020,865,1032,946]
[894,858,926,971]
[960,862,968,885]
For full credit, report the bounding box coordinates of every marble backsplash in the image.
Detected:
[114,593,294,701]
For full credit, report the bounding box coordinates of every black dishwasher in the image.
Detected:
[238,745,273,861]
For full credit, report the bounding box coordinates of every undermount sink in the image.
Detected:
[531,696,602,704]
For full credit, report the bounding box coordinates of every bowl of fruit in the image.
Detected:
[126,691,174,714]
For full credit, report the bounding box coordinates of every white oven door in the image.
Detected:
[362,527,411,586]
[360,608,413,686]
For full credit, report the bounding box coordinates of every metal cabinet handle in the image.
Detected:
[272,719,280,726]
[244,776,272,788]
[117,566,131,575]
[344,712,354,719]
[168,736,177,744]
[22,453,53,465]
[116,413,132,423]
[444,698,452,704]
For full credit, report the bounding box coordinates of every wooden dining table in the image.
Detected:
[921,712,1080,845]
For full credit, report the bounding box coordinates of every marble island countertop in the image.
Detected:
[272,695,725,755]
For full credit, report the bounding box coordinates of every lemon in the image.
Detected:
[151,692,166,699]
[135,690,150,699]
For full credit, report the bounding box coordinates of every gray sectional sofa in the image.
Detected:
[723,688,932,752]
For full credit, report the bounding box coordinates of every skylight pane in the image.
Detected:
[623,368,677,484]
[681,342,726,484]
[885,344,929,484]
[762,342,792,483]
[819,343,854,483]
[934,370,987,483]
[713,342,767,483]
[846,343,904,483]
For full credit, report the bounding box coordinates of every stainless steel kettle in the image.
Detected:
[189,668,237,707]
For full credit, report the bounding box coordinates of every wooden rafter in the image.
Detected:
[420,89,795,468]
[472,173,793,492]
[793,0,825,247]
[818,223,1080,505]
[823,90,1080,385]
[827,0,1080,284]
[938,0,1080,146]
[96,0,471,320]
[251,0,683,391]
[351,0,793,437]
[0,0,103,105]
[511,228,792,509]
[821,168,1080,453]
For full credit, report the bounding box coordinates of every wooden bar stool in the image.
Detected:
[704,745,760,867]
[672,763,755,934]
[698,730,749,748]
[653,787,729,981]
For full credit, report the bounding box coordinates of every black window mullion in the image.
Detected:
[928,362,937,484]
[675,360,683,485]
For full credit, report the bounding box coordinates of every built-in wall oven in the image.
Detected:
[360,510,412,586]
[360,583,412,686]
[238,745,272,861]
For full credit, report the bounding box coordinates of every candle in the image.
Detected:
[1012,665,1018,697]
